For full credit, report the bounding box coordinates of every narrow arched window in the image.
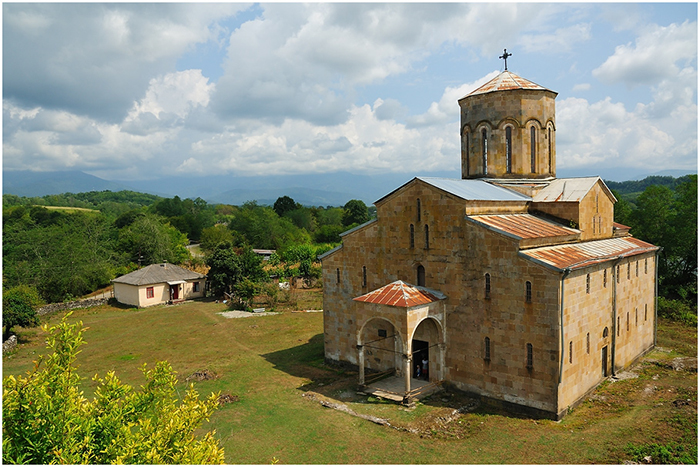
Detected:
[617,316,620,336]
[484,337,491,361]
[599,216,602,233]
[525,281,532,303]
[636,261,639,277]
[617,265,620,283]
[586,333,590,354]
[635,308,638,326]
[569,341,573,364]
[424,224,429,249]
[416,199,421,222]
[627,263,630,280]
[627,312,630,331]
[645,258,648,274]
[548,127,552,173]
[417,265,425,287]
[409,224,415,248]
[505,126,512,173]
[596,193,599,213]
[603,327,609,338]
[592,217,596,234]
[603,269,607,288]
[527,343,533,368]
[362,266,367,287]
[530,126,536,173]
[465,132,470,176]
[482,128,488,175]
[336,268,340,284]
[586,274,591,294]
[645,304,648,321]
[485,273,491,299]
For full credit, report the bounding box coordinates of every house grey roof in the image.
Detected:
[112,263,206,286]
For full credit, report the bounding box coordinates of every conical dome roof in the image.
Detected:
[462,71,555,99]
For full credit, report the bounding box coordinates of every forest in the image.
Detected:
[2,174,697,331]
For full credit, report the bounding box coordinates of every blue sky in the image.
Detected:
[3,3,697,182]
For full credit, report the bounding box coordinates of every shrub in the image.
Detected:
[2,285,43,339]
[2,315,224,464]
[658,297,697,327]
[626,442,696,464]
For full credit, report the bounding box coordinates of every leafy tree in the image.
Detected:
[2,285,43,339]
[206,243,243,297]
[2,316,224,464]
[200,224,235,252]
[118,214,189,266]
[342,199,370,227]
[273,195,297,217]
[229,202,310,250]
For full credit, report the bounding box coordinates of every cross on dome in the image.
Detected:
[499,48,512,71]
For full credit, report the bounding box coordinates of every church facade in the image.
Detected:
[320,69,659,420]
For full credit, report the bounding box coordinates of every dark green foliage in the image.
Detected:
[206,244,243,297]
[273,195,298,217]
[605,175,696,197]
[625,442,696,464]
[658,297,697,327]
[151,196,215,242]
[2,285,43,338]
[200,225,236,252]
[342,199,370,227]
[228,201,310,249]
[118,214,189,266]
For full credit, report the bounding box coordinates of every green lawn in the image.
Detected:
[4,297,697,464]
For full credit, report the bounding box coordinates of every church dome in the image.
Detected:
[458,70,557,180]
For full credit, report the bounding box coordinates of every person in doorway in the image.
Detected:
[421,356,429,381]
[415,364,421,379]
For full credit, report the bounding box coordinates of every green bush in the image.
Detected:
[2,315,224,464]
[626,442,697,464]
[658,297,697,326]
[2,285,43,339]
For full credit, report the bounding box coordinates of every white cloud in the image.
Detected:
[521,23,592,53]
[573,83,591,92]
[593,20,697,86]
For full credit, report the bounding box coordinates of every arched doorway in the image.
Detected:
[411,318,443,382]
[357,318,403,385]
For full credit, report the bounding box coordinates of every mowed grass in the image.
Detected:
[4,295,697,464]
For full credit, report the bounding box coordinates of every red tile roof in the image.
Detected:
[353,281,444,308]
[520,237,658,271]
[462,71,553,98]
[469,214,578,240]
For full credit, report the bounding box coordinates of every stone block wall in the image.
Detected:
[37,297,108,316]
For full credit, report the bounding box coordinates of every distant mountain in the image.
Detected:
[3,170,131,197]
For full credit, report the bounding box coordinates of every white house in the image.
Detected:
[112,263,206,307]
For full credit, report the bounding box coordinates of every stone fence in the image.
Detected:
[3,335,18,353]
[37,297,109,317]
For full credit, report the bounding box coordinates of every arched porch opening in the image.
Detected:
[410,317,444,383]
[357,317,403,386]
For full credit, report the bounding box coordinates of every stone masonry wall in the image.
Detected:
[37,298,109,316]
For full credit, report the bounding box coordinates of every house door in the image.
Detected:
[601,345,608,377]
[171,285,180,300]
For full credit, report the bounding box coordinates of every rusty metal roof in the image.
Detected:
[353,280,445,308]
[469,214,578,240]
[519,237,659,271]
[462,71,553,98]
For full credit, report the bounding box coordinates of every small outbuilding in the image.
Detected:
[112,263,206,308]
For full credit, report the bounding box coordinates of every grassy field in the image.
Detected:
[4,291,697,464]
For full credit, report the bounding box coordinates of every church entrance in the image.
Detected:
[412,339,429,380]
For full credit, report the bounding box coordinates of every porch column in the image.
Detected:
[403,353,412,394]
[357,345,365,385]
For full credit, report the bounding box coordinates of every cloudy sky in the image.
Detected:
[3,3,697,182]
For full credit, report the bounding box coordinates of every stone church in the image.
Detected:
[320,66,659,420]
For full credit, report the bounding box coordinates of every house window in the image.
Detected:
[505,126,512,173]
[362,266,367,287]
[586,274,591,294]
[424,224,429,249]
[378,329,387,338]
[146,287,154,299]
[417,265,426,287]
[416,199,421,222]
[193,282,200,293]
[603,269,607,288]
[525,281,532,303]
[410,224,415,248]
[336,268,340,284]
[586,333,590,354]
[527,343,533,368]
[484,337,491,361]
[482,128,488,175]
[569,341,573,364]
[530,126,536,173]
[484,273,491,300]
